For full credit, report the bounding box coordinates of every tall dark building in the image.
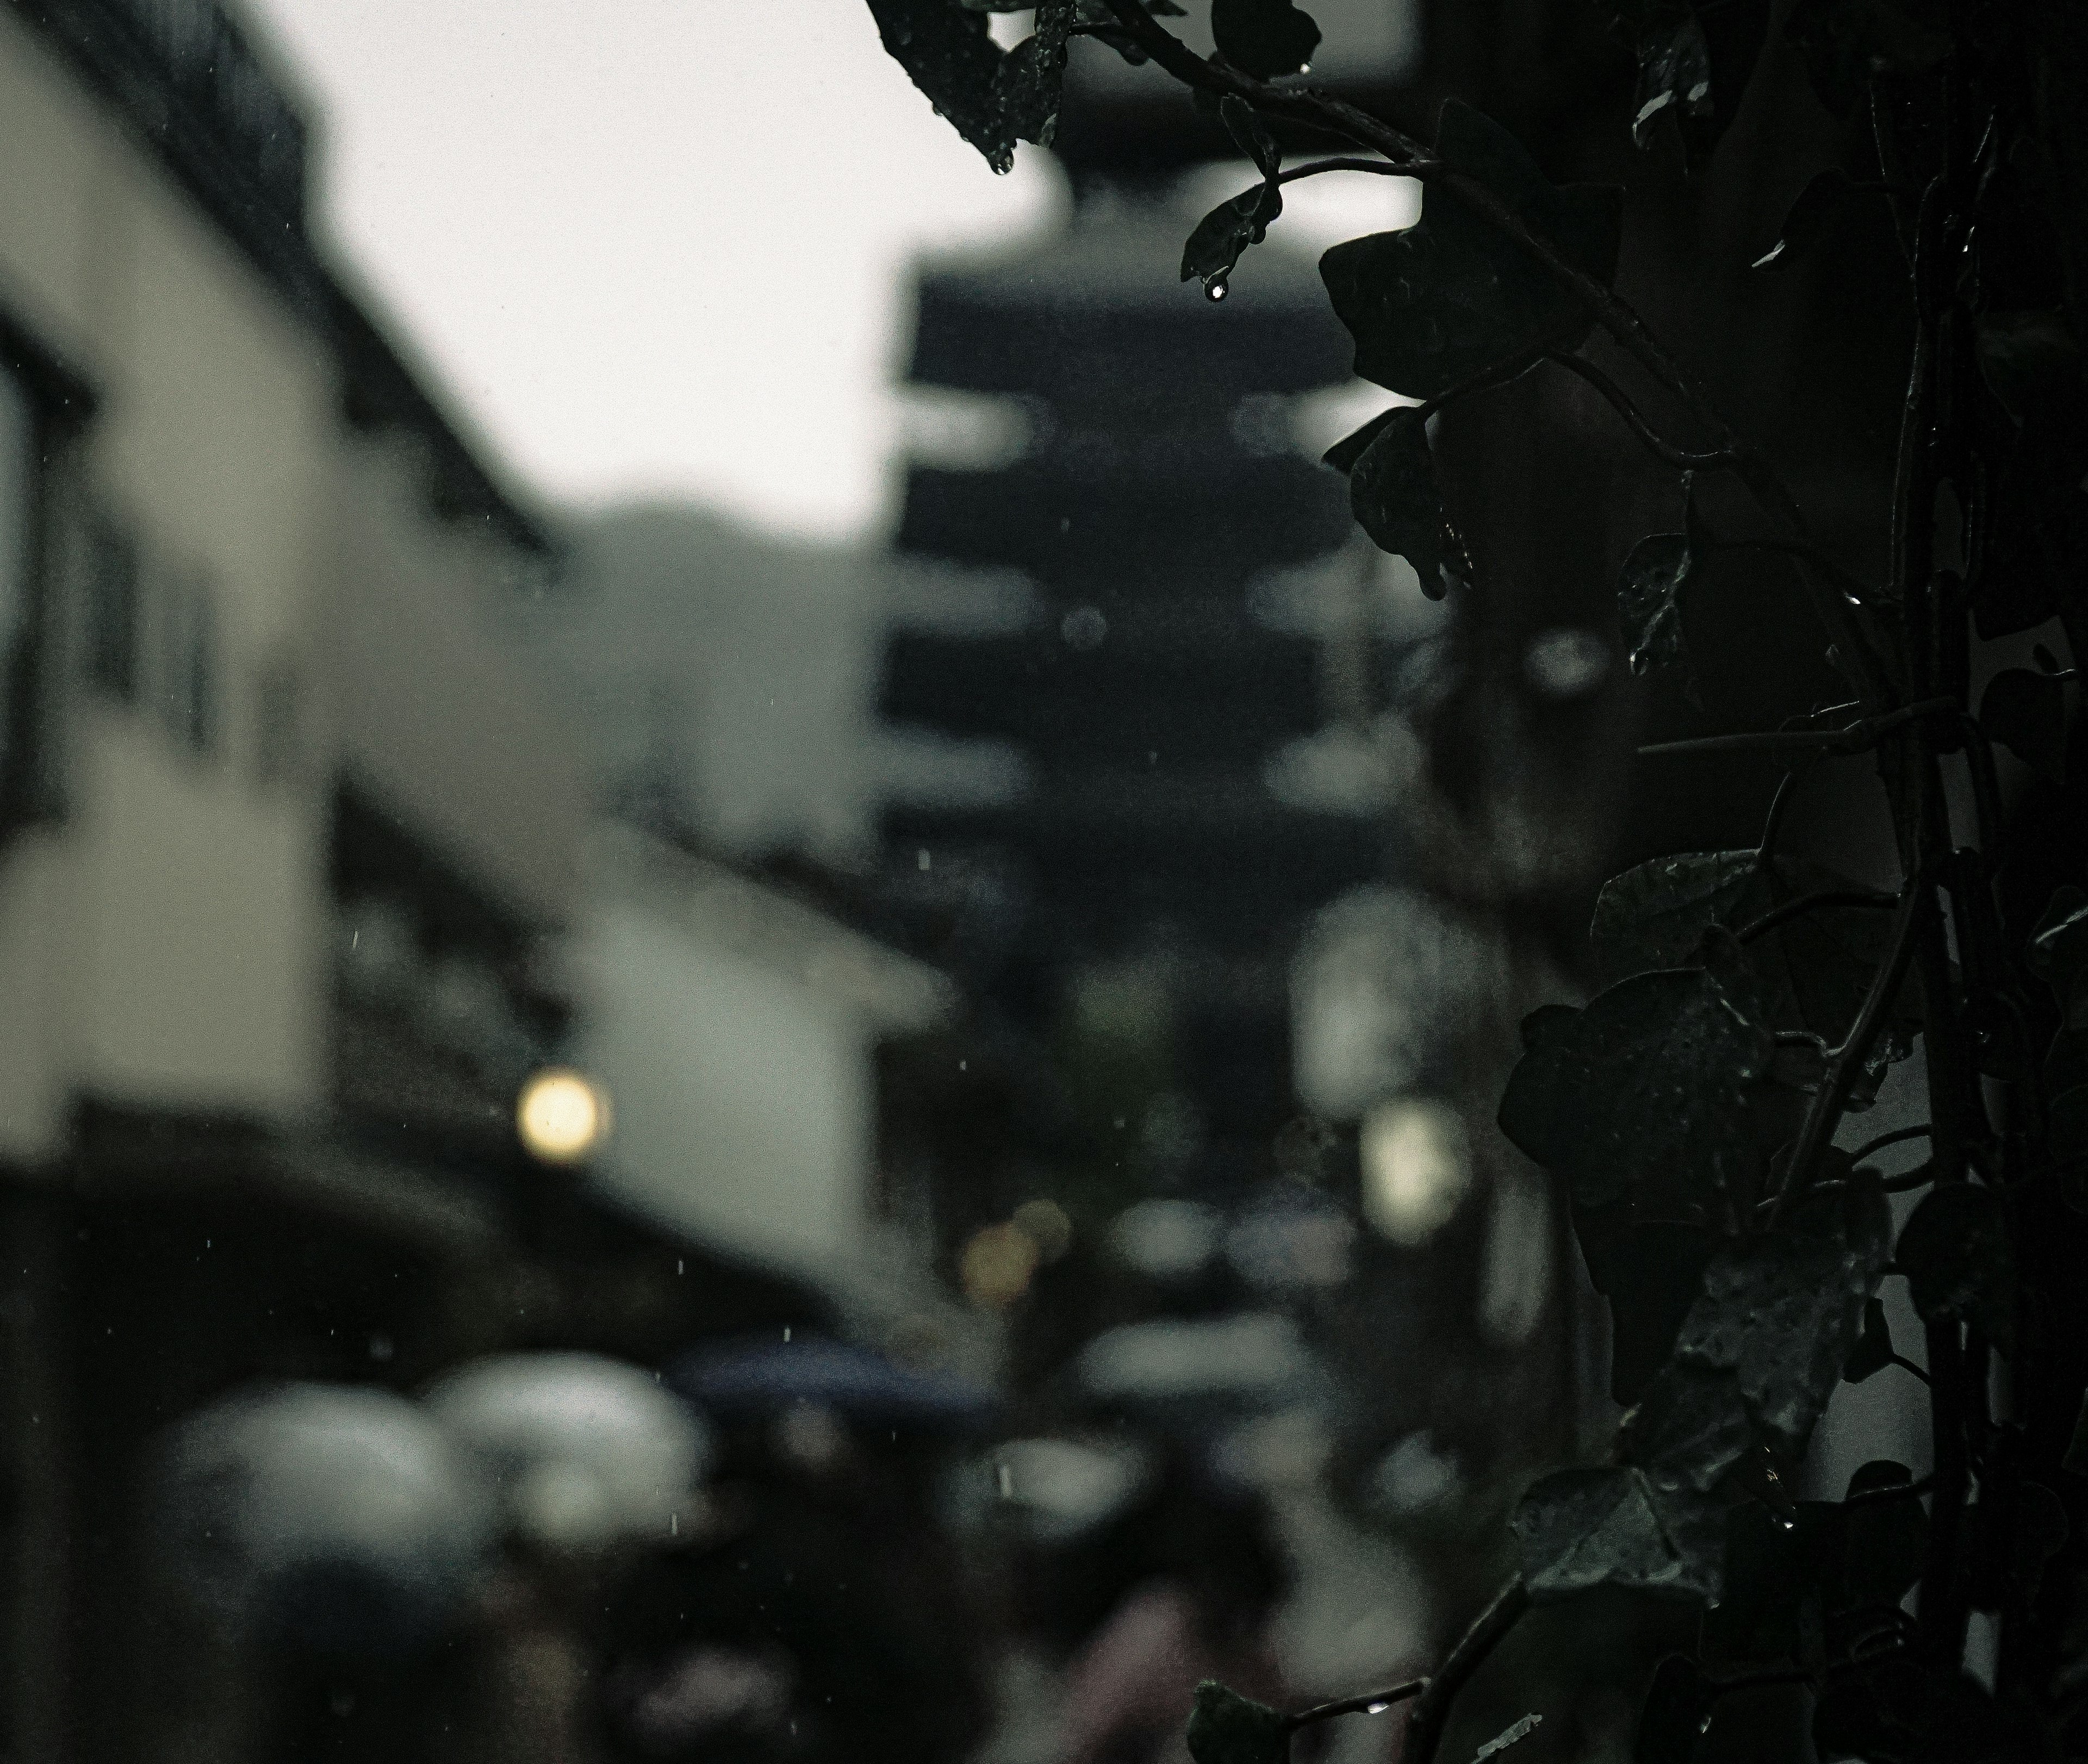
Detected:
[876,59,1402,1208]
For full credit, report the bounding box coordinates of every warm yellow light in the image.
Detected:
[1360,1098,1471,1246]
[960,1221,1040,1310]
[517,1069,610,1164]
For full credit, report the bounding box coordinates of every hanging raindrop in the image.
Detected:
[1205,274,1230,302]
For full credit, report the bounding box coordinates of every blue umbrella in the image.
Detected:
[668,1336,1000,1434]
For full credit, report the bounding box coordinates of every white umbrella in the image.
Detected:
[152,1381,496,1655]
[423,1351,711,1551]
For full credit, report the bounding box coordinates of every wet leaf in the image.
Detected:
[1344,408,1453,592]
[1499,931,1774,1213]
[1702,1499,1808,1663]
[867,0,1074,172]
[1670,1186,1892,1457]
[1619,1361,1756,1491]
[1210,0,1319,77]
[1618,531,1697,695]
[1182,180,1283,297]
[1321,101,1624,400]
[1635,1654,1714,1764]
[1512,1463,1726,1604]
[1841,1296,1894,1383]
[1980,668,2068,785]
[1220,94,1281,178]
[1187,1681,1290,1764]
[1589,850,1912,1071]
[1573,1210,1721,1402]
[1631,15,1713,151]
[1837,1461,1928,1611]
[1752,169,1856,271]
[1894,1183,2015,1355]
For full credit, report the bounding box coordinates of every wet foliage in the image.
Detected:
[868,0,2088,1756]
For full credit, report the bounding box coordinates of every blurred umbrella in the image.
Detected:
[152,1381,496,1657]
[669,1335,1000,1435]
[1074,1314,1326,1425]
[424,1351,712,1551]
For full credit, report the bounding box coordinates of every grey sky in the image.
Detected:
[246,0,1067,541]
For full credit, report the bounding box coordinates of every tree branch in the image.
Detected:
[1284,1680,1426,1730]
[1398,1575,1531,1764]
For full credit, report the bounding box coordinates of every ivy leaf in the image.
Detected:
[1210,0,1320,78]
[1573,1210,1722,1402]
[1589,850,1913,1081]
[1617,531,1698,697]
[1837,1461,1929,1612]
[1669,1185,1892,1458]
[867,0,1074,172]
[1841,1296,1894,1383]
[1630,15,1714,151]
[1511,1464,1726,1604]
[1186,1682,1290,1764]
[1894,1183,2016,1356]
[2028,886,2088,1032]
[1345,408,1456,593]
[1320,101,1624,400]
[1497,930,1775,1214]
[1182,180,1284,298]
[1635,1654,1715,1764]
[1751,169,1856,271]
[1220,94,1281,178]
[1980,668,2068,785]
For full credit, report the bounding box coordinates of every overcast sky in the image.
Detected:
[245,0,1068,541]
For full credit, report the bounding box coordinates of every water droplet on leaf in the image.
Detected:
[1205,274,1229,302]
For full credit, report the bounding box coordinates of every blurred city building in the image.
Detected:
[0,4,826,1759]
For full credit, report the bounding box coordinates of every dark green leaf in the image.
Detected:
[867,0,1074,172]
[1631,15,1713,151]
[1499,934,1774,1213]
[1703,1499,1808,1663]
[1219,95,1281,178]
[1841,1295,1894,1382]
[1181,180,1283,298]
[1619,1360,1756,1491]
[1321,406,1400,476]
[2028,887,2088,1032]
[1210,0,1320,78]
[1346,408,1452,593]
[1186,1681,1290,1764]
[1319,101,1624,400]
[1752,169,1856,271]
[1980,667,2068,784]
[1512,1463,1726,1604]
[1635,1654,1714,1764]
[1589,850,1912,1078]
[1671,1186,1892,1457]
[1894,1183,2016,1355]
[1838,1461,1928,1611]
[1574,1210,1721,1402]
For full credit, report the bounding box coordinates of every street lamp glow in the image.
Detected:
[1360,1098,1471,1246]
[517,1069,610,1164]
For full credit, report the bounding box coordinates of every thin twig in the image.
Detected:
[1847,1123,1933,1164]
[1284,1680,1426,1730]
[1399,1576,1531,1764]
[1275,155,1434,186]
[1638,697,1956,759]
[1770,878,1927,1221]
[1733,889,1897,944]
[1545,352,1742,471]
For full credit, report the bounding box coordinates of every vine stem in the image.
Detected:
[1397,1575,1531,1764]
[1638,697,1957,759]
[1273,155,1434,186]
[1544,352,1742,471]
[1283,1679,1425,1730]
[1769,876,1927,1222]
